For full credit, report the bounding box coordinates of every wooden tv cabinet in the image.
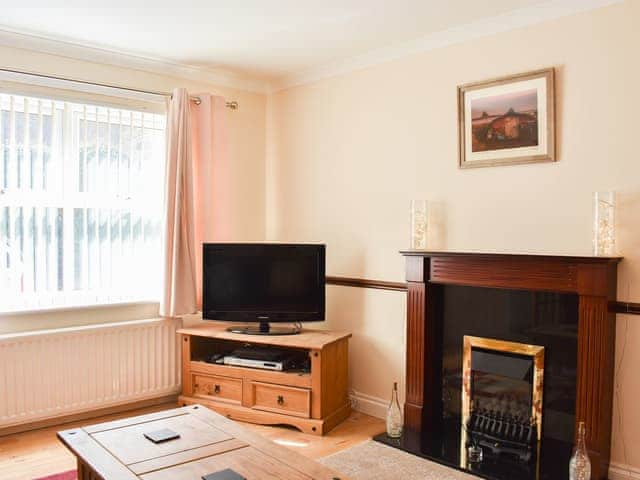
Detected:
[177,323,351,435]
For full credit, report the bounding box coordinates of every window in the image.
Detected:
[0,92,166,312]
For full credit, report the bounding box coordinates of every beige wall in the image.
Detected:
[267,0,640,469]
[0,45,267,334]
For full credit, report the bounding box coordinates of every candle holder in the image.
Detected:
[593,192,615,256]
[410,200,428,249]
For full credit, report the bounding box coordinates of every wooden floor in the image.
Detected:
[0,402,385,480]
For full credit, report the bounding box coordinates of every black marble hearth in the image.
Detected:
[374,427,572,480]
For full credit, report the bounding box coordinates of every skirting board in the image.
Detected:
[350,390,394,420]
[0,394,178,437]
[610,463,640,480]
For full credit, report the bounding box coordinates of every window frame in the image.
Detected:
[0,87,167,314]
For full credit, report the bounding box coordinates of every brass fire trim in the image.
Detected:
[460,335,545,468]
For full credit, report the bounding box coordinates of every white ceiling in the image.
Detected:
[0,0,620,90]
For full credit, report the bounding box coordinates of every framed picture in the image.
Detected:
[458,68,555,169]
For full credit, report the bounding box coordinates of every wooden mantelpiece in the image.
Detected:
[400,250,621,480]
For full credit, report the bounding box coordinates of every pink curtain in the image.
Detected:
[191,94,229,308]
[161,89,228,317]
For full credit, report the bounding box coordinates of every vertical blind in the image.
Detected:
[0,93,166,312]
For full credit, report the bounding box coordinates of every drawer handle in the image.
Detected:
[277,395,285,406]
[214,384,221,394]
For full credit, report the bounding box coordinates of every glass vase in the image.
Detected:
[569,421,591,480]
[593,192,615,256]
[410,200,428,249]
[468,443,483,463]
[386,382,403,438]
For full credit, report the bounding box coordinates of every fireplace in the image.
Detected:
[375,251,620,480]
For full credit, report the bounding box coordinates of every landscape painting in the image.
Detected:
[458,68,555,169]
[470,89,538,152]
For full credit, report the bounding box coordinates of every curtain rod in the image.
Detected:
[0,67,239,110]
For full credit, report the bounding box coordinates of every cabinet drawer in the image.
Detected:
[192,374,242,405]
[249,382,311,418]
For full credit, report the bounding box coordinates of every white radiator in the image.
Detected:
[0,317,182,428]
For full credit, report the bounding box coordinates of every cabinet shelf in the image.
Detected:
[190,361,312,388]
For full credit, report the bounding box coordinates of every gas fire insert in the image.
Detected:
[461,336,545,469]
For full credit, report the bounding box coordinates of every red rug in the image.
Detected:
[33,471,77,480]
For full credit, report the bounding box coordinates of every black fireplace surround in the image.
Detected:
[375,285,579,480]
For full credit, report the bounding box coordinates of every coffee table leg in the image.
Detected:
[77,458,101,480]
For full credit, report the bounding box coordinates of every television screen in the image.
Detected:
[202,243,325,323]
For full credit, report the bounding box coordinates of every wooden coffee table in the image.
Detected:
[58,404,346,480]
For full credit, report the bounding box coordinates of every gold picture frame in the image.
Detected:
[458,68,555,169]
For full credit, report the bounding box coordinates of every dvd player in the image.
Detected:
[222,356,285,371]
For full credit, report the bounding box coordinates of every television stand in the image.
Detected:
[227,321,299,336]
[178,322,351,435]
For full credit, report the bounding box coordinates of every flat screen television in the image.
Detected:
[202,243,325,335]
